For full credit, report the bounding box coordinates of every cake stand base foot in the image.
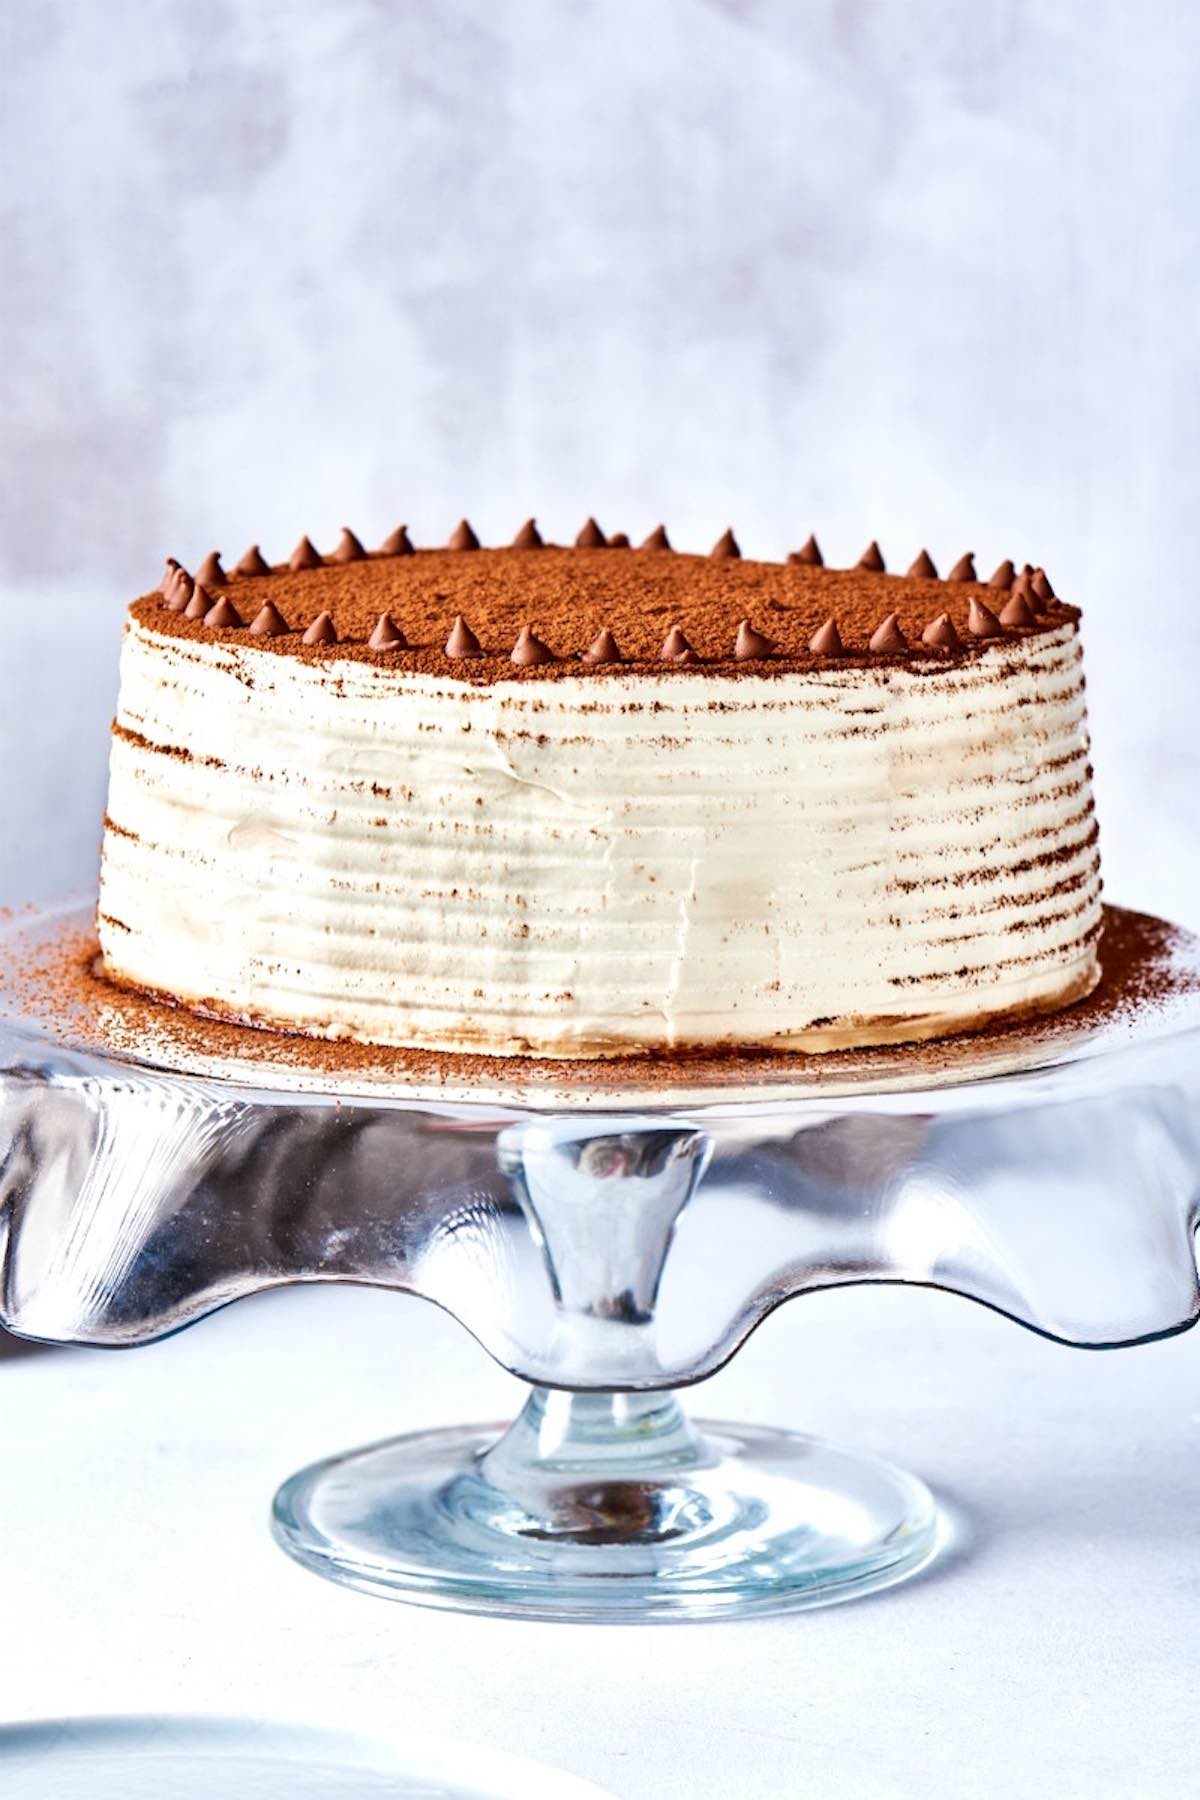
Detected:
[271,1386,942,1622]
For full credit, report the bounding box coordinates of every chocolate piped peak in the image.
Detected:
[290,536,323,572]
[159,557,181,594]
[249,601,290,637]
[511,625,556,666]
[788,534,823,567]
[710,528,741,560]
[196,551,227,589]
[379,525,414,556]
[809,617,845,656]
[967,597,1003,639]
[575,517,606,548]
[302,610,337,646]
[512,518,543,549]
[608,532,631,548]
[988,559,1015,590]
[368,612,408,650]
[640,525,671,550]
[235,545,271,578]
[1010,570,1044,615]
[449,519,480,551]
[922,613,961,650]
[446,614,482,657]
[735,619,775,659]
[331,527,366,564]
[203,593,244,630]
[999,591,1036,627]
[907,549,938,578]
[946,553,976,582]
[869,612,908,653]
[857,540,885,572]
[661,625,696,660]
[184,583,210,621]
[1032,568,1055,602]
[582,627,622,665]
[164,568,194,612]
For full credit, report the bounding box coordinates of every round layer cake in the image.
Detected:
[97,521,1102,1059]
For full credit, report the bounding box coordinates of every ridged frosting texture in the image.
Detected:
[97,615,1101,1057]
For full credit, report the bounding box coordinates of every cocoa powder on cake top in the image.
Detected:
[136,535,1076,680]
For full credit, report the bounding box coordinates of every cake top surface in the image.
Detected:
[139,522,1075,680]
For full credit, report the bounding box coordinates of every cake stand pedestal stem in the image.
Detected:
[272,1110,944,1619]
[472,1385,713,1543]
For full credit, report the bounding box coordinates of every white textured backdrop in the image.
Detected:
[1,0,1197,921]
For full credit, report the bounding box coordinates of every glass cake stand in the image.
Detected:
[1,902,1199,1622]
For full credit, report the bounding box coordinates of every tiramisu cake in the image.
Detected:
[97,521,1101,1060]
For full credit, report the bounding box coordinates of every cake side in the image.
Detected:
[97,610,1101,1058]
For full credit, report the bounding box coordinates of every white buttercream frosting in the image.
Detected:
[97,617,1101,1056]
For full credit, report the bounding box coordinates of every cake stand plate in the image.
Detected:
[1,902,1198,1622]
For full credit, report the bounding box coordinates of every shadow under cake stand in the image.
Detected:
[2,903,1199,1623]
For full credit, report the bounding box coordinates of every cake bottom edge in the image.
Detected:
[92,949,1103,1064]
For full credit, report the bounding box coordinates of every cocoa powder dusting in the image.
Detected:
[132,546,1078,679]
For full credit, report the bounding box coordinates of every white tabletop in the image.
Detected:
[2,1275,1195,1798]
